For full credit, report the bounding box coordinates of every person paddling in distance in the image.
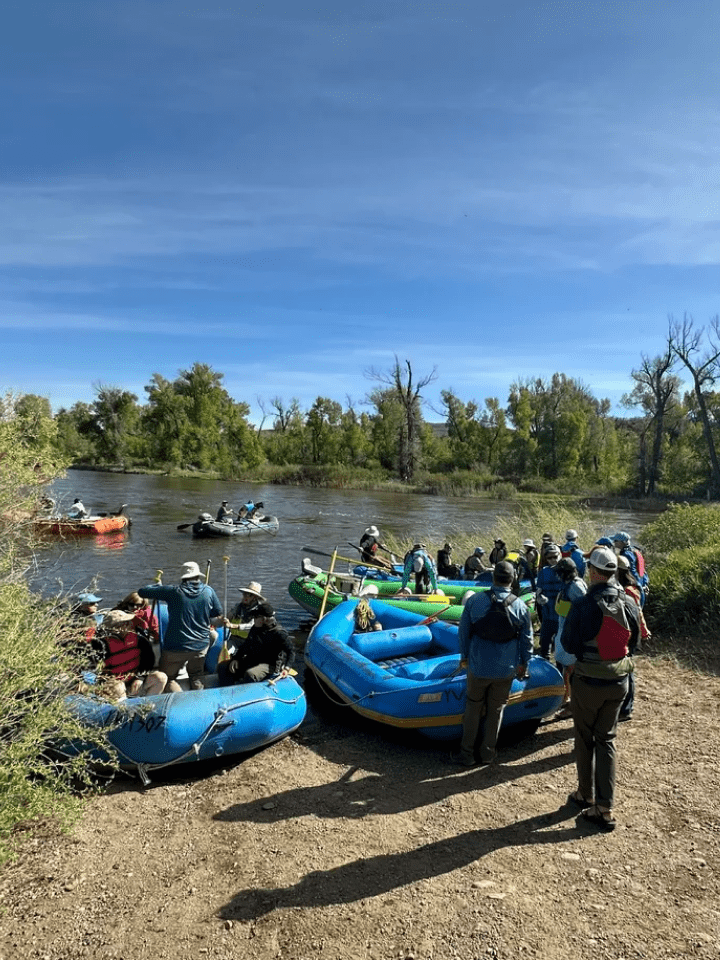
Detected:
[216,500,234,523]
[450,560,533,768]
[67,498,87,520]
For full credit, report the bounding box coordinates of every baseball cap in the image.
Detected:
[588,546,618,572]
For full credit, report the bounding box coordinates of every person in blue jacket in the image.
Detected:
[535,543,563,658]
[613,531,648,606]
[139,561,227,691]
[560,529,587,579]
[451,560,533,767]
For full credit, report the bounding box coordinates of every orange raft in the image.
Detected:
[35,505,130,535]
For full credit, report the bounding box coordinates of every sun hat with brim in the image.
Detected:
[365,526,380,538]
[523,539,536,548]
[102,609,135,626]
[77,592,102,604]
[181,561,202,580]
[239,581,264,598]
[588,546,618,572]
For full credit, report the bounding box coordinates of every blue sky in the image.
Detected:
[3,0,719,423]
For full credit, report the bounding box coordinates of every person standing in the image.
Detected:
[561,529,587,579]
[535,543,563,658]
[562,546,641,832]
[552,558,588,719]
[359,525,388,566]
[400,543,438,595]
[139,561,226,691]
[518,538,539,589]
[451,561,533,767]
[488,538,507,565]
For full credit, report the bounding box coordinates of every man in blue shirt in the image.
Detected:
[139,561,226,691]
[452,561,533,767]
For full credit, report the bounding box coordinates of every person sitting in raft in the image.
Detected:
[437,542,461,579]
[359,525,388,565]
[216,500,234,523]
[87,609,167,701]
[353,596,383,633]
[488,539,507,565]
[464,547,489,579]
[400,544,438,595]
[67,498,87,520]
[114,591,159,641]
[230,581,266,629]
[218,601,294,686]
[70,592,104,641]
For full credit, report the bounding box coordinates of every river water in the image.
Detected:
[31,471,657,633]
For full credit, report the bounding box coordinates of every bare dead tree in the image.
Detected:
[668,314,720,496]
[623,348,681,495]
[365,356,438,481]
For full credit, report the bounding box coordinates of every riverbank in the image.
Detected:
[1,649,718,960]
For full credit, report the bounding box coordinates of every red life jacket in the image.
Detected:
[102,631,142,678]
[593,591,632,661]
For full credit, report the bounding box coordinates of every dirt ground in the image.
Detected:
[1,651,719,960]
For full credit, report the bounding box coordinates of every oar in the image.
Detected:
[205,559,212,584]
[318,547,338,620]
[177,517,212,532]
[418,605,452,625]
[151,569,163,646]
[222,555,229,613]
[346,541,394,570]
[302,546,390,573]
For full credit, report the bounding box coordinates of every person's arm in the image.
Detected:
[458,604,472,664]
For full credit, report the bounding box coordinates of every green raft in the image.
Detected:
[289,566,535,623]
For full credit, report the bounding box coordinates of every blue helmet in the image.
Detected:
[613,531,630,545]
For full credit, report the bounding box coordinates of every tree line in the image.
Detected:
[18,315,720,497]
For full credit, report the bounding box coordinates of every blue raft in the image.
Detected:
[65,607,306,781]
[66,674,306,782]
[305,597,563,740]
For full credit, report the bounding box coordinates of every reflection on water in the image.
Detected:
[30,471,662,633]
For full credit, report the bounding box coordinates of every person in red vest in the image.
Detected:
[91,609,167,700]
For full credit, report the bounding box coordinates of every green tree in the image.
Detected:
[86,383,140,464]
[306,397,342,464]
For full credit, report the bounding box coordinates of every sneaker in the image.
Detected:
[446,752,477,768]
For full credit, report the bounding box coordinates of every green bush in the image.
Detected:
[0,395,112,863]
[640,502,720,561]
[644,543,720,631]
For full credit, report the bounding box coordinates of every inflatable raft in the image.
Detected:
[65,672,306,782]
[191,513,280,537]
[304,597,563,739]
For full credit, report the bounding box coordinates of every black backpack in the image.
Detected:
[471,592,520,644]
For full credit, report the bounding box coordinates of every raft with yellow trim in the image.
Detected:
[304,597,564,740]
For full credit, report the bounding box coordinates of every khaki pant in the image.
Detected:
[571,674,628,809]
[159,647,209,684]
[460,671,514,764]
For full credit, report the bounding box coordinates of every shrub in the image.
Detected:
[644,543,720,632]
[640,502,720,561]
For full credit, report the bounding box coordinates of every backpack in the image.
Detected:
[593,588,632,661]
[471,593,520,644]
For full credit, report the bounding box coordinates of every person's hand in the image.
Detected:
[516,664,529,680]
[228,660,239,675]
[459,658,468,669]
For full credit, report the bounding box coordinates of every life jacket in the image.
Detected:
[470,592,520,644]
[633,547,647,582]
[555,582,574,618]
[586,587,632,662]
[102,632,143,678]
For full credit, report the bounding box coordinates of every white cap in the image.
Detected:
[565,529,578,541]
[181,561,202,580]
[588,546,618,572]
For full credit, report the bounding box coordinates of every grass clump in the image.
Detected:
[640,501,720,561]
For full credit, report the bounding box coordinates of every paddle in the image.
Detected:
[318,547,339,620]
[418,605,452,624]
[346,541,394,571]
[302,546,390,572]
[177,516,212,532]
